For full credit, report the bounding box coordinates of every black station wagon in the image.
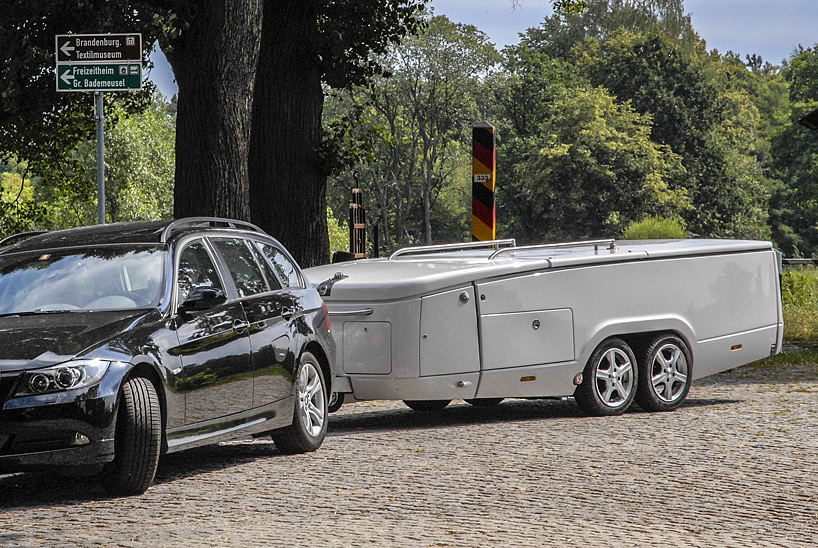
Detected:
[0,218,335,495]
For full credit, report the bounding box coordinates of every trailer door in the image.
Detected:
[419,286,480,376]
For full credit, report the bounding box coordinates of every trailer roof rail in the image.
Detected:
[489,239,616,260]
[161,217,267,243]
[389,239,517,260]
[0,230,48,248]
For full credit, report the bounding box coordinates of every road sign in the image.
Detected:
[56,34,141,63]
[57,63,142,92]
[55,33,143,92]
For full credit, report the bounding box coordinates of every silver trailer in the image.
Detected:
[304,239,783,415]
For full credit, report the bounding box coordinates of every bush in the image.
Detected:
[621,216,686,240]
[781,267,818,343]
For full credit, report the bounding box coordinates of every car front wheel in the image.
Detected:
[272,352,328,454]
[102,376,162,496]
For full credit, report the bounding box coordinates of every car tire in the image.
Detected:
[327,391,345,413]
[272,352,328,454]
[464,398,504,406]
[574,337,638,416]
[635,334,693,412]
[102,377,162,496]
[403,400,451,412]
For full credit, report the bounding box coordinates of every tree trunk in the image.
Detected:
[162,0,262,221]
[249,0,328,268]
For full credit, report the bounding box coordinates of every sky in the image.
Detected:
[148,0,818,97]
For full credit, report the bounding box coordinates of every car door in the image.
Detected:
[173,238,253,424]
[209,237,296,408]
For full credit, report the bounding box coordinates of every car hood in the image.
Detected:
[0,310,153,370]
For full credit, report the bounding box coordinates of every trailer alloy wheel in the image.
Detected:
[272,352,327,454]
[575,337,637,416]
[327,391,345,413]
[635,334,692,412]
[403,400,451,412]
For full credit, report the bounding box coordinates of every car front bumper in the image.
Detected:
[0,365,125,472]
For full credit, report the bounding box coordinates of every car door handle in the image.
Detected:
[232,319,250,333]
[280,306,294,320]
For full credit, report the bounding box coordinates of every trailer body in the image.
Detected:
[304,239,782,412]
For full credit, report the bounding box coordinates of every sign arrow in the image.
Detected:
[60,69,74,85]
[60,41,75,58]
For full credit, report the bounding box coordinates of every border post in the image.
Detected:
[472,121,496,241]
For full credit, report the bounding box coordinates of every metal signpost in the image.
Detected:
[55,33,143,224]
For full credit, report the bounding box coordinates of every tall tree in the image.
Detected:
[163,0,262,222]
[250,0,425,266]
[0,1,425,267]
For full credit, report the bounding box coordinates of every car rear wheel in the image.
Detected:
[272,352,327,454]
[574,337,637,416]
[635,334,692,412]
[403,400,451,411]
[102,377,162,496]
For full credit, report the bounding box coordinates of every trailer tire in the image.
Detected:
[574,337,637,416]
[464,398,504,406]
[403,400,451,412]
[327,391,345,413]
[635,334,692,412]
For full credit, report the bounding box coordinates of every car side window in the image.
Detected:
[259,243,302,288]
[177,240,224,304]
[211,237,268,297]
[248,243,282,291]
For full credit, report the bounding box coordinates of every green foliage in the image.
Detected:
[574,30,771,239]
[105,94,175,221]
[621,216,686,239]
[780,267,818,343]
[327,206,349,255]
[326,14,500,250]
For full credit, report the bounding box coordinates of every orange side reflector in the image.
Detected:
[731,344,743,351]
[520,376,536,382]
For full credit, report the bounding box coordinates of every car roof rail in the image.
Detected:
[389,239,517,260]
[0,230,48,248]
[161,217,267,243]
[489,239,616,260]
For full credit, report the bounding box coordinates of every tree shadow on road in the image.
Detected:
[327,395,740,436]
[0,440,286,508]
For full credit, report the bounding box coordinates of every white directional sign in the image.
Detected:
[55,33,143,92]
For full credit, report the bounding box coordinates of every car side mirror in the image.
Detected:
[179,286,227,312]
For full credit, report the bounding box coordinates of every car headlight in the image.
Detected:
[15,360,111,397]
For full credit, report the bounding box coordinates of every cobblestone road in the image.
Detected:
[1,363,817,548]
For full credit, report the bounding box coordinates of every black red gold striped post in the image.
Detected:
[472,121,496,241]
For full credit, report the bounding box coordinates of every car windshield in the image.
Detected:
[0,246,165,314]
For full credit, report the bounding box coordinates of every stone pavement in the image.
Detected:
[1,363,817,547]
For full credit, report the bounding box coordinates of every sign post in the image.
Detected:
[472,121,496,241]
[55,33,143,224]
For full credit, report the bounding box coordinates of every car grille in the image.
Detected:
[0,372,20,406]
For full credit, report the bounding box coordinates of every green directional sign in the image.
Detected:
[56,63,142,92]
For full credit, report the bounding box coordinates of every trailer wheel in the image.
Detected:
[574,337,637,416]
[464,398,504,406]
[635,334,692,412]
[403,400,451,412]
[328,392,345,413]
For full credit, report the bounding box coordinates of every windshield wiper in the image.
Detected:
[0,309,80,319]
